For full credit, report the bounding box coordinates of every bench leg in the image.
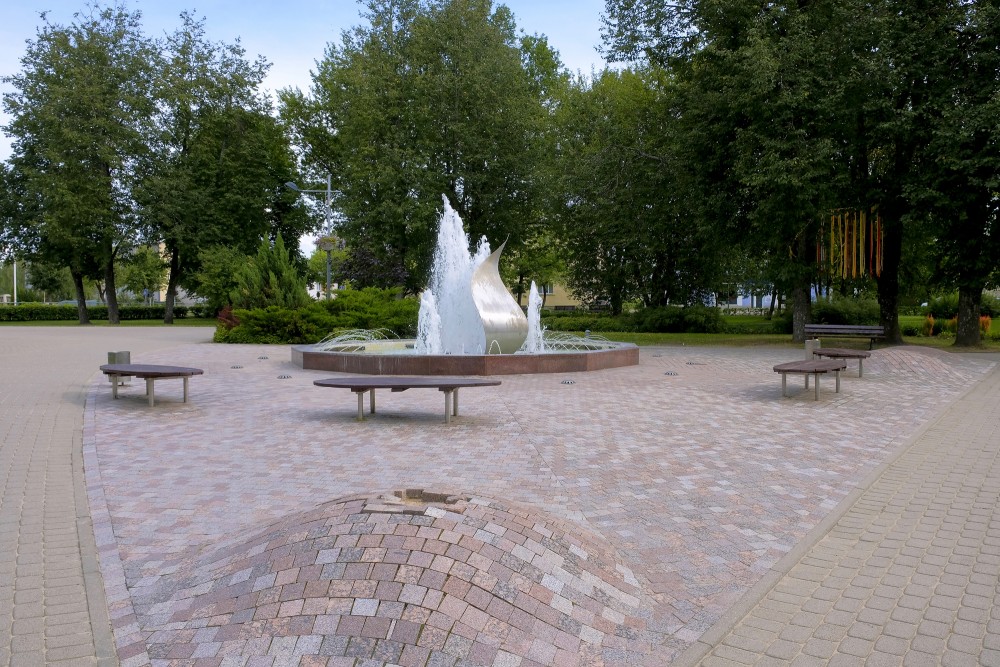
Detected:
[804,374,810,390]
[444,390,453,424]
[111,375,120,399]
[781,373,787,397]
[453,388,459,417]
[814,373,820,401]
[369,388,376,414]
[183,377,189,403]
[355,391,365,421]
[858,359,864,378]
[146,378,155,407]
[835,369,841,393]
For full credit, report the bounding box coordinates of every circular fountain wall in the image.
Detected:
[291,339,639,376]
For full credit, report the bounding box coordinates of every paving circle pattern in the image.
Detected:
[129,490,654,666]
[83,344,995,666]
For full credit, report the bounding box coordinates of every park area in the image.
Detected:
[64,330,995,665]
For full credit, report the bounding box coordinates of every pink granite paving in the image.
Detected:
[82,344,993,666]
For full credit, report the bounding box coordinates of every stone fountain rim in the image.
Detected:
[291,340,640,376]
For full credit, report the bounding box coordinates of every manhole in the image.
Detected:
[664,371,678,376]
[231,365,243,369]
[561,380,576,385]
[277,374,292,379]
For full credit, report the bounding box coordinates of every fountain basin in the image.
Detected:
[291,340,639,375]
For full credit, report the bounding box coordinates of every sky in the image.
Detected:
[0,0,610,161]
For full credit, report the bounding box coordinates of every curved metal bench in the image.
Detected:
[314,375,502,423]
[773,359,847,400]
[100,363,204,407]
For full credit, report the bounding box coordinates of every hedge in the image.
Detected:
[0,303,204,322]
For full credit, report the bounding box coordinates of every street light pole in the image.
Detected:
[286,176,335,300]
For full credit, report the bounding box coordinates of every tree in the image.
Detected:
[911,3,1000,346]
[231,234,311,310]
[603,2,853,334]
[2,4,159,324]
[118,246,167,304]
[281,0,562,294]
[142,13,312,323]
[189,244,246,314]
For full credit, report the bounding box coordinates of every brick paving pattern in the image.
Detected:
[78,341,995,665]
[687,358,1000,667]
[0,327,212,667]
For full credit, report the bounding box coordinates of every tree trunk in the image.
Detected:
[955,285,983,347]
[104,260,120,325]
[766,287,777,320]
[876,215,903,344]
[164,249,181,324]
[791,281,811,343]
[71,271,90,325]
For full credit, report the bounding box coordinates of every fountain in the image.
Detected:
[292,197,638,375]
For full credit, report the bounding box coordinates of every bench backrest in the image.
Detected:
[804,324,884,335]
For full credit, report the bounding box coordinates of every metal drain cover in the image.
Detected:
[561,380,576,385]
[277,374,292,379]
[664,371,678,376]
[258,355,269,360]
[231,365,243,369]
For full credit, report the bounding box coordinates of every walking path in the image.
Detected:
[682,357,1000,666]
[0,327,213,666]
[2,327,999,666]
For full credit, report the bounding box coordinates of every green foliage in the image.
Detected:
[2,5,161,324]
[118,246,166,302]
[924,293,1000,319]
[231,235,310,310]
[142,13,312,313]
[189,245,246,314]
[281,0,563,293]
[811,298,880,326]
[630,305,726,333]
[214,288,419,344]
[0,304,188,322]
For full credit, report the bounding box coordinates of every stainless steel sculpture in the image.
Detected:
[471,241,528,354]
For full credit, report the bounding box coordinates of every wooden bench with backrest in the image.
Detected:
[803,324,885,350]
[314,375,501,423]
[100,364,204,407]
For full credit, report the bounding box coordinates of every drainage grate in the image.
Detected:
[231,365,243,369]
[561,380,576,385]
[685,361,705,365]
[664,371,678,376]
[277,375,292,379]
[258,355,269,360]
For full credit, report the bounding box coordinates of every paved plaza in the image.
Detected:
[1,327,999,665]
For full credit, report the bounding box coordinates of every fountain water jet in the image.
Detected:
[292,196,638,375]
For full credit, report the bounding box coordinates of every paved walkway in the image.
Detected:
[682,357,1000,667]
[0,327,213,666]
[2,327,999,666]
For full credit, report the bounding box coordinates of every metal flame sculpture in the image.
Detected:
[471,240,528,354]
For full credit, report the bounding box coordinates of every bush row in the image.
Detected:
[923,293,1000,319]
[0,303,213,322]
[214,288,420,344]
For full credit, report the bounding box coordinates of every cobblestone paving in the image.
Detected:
[688,359,1000,667]
[82,344,994,666]
[0,326,212,667]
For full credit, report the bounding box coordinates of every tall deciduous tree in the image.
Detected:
[281,0,562,294]
[911,2,1000,346]
[3,5,159,324]
[142,13,311,322]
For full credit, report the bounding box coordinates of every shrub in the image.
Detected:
[0,303,188,322]
[629,304,727,333]
[981,315,992,336]
[811,297,879,325]
[214,288,420,344]
[922,315,935,337]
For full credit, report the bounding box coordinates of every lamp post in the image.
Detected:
[285,175,334,299]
